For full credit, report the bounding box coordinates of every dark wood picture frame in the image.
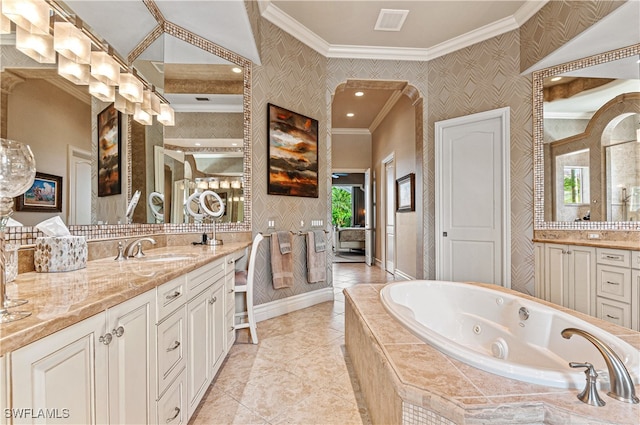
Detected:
[97,102,122,197]
[396,173,415,212]
[267,103,319,198]
[15,172,63,212]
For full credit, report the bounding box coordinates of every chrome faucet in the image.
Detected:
[561,327,639,404]
[125,237,157,258]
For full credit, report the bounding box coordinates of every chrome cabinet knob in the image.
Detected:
[113,326,125,337]
[99,333,113,345]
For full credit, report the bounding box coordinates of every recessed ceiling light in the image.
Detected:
[195,142,201,146]
[231,67,242,73]
[232,142,238,146]
[346,113,355,117]
[355,91,364,97]
[550,76,562,82]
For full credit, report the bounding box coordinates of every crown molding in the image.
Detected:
[260,0,549,62]
[331,128,371,135]
[369,90,403,133]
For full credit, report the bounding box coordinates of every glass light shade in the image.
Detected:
[15,25,55,63]
[0,13,11,34]
[53,21,91,64]
[133,103,152,125]
[219,180,230,189]
[0,138,36,216]
[58,54,90,84]
[208,180,219,190]
[196,180,208,190]
[157,104,175,126]
[89,79,115,102]
[90,51,119,86]
[119,72,143,103]
[231,180,241,189]
[114,92,135,114]
[141,89,161,115]
[2,0,50,35]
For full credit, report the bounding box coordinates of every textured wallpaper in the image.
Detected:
[427,30,535,295]
[251,20,331,305]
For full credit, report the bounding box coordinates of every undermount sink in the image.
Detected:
[136,253,199,263]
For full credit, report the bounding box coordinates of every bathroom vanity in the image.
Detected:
[534,239,640,331]
[0,242,249,425]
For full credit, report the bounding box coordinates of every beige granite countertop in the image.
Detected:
[345,283,640,425]
[532,238,639,251]
[0,242,250,355]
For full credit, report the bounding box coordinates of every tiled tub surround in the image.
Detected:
[0,241,250,355]
[344,284,640,425]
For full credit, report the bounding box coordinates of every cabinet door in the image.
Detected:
[567,246,595,315]
[11,313,108,425]
[211,283,226,375]
[157,371,186,425]
[0,356,7,425]
[186,287,212,418]
[632,270,639,331]
[544,244,567,306]
[157,306,187,398]
[596,297,631,328]
[106,291,156,425]
[534,243,545,299]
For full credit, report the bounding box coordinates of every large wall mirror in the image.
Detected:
[533,44,640,230]
[1,0,252,236]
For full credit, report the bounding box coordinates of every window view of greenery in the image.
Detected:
[332,187,352,227]
[563,166,589,204]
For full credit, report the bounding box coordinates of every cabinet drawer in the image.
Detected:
[596,297,631,328]
[632,251,640,270]
[596,248,630,267]
[157,370,187,425]
[157,276,187,322]
[596,264,631,302]
[226,308,236,348]
[157,306,186,398]
[187,258,225,297]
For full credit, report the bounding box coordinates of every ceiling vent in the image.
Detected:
[195,97,210,102]
[374,9,409,32]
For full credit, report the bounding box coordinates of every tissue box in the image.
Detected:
[34,236,88,273]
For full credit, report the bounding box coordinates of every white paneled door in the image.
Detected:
[436,108,510,287]
[384,157,395,274]
[364,168,374,266]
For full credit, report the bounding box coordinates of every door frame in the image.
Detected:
[67,145,92,225]
[434,107,511,287]
[382,153,395,274]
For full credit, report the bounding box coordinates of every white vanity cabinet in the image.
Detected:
[633,252,640,331]
[595,248,632,328]
[10,290,156,425]
[185,257,227,420]
[540,243,596,315]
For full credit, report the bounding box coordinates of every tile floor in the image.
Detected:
[189,262,396,425]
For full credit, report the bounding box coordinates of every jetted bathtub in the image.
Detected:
[380,280,640,389]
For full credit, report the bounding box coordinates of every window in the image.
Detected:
[563,166,590,204]
[331,187,352,227]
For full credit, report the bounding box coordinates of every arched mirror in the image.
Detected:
[533,44,640,230]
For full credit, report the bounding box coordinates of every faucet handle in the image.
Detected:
[133,241,145,258]
[569,362,606,407]
[114,241,127,261]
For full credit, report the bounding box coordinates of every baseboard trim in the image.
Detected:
[254,287,334,322]
[394,269,413,281]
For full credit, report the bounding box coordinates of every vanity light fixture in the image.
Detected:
[157,104,175,126]
[57,54,90,84]
[0,12,11,34]
[89,79,115,102]
[90,51,120,86]
[141,89,161,116]
[53,21,91,64]
[2,0,50,35]
[119,72,143,103]
[114,91,136,114]
[15,25,55,63]
[133,103,152,125]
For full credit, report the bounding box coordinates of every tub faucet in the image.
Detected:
[125,237,157,258]
[561,327,639,404]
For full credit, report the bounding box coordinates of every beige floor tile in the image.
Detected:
[194,263,385,424]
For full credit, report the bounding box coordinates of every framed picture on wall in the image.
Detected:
[267,103,319,198]
[97,103,121,197]
[396,173,415,212]
[15,172,63,212]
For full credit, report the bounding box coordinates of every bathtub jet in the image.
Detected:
[380,280,640,390]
